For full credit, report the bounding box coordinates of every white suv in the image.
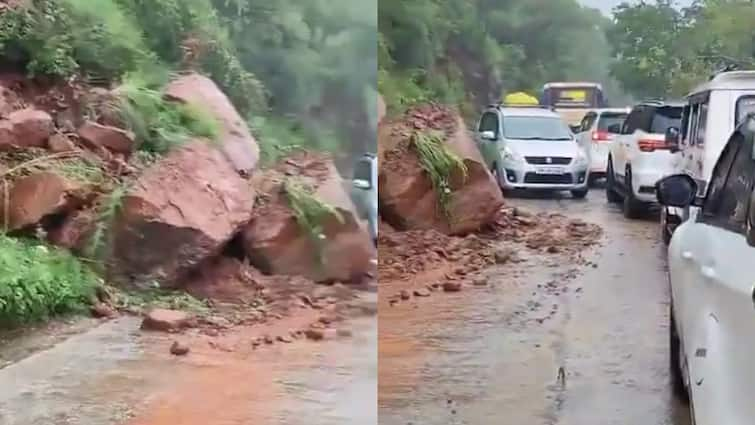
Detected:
[655,116,755,425]
[605,100,683,218]
[661,70,755,244]
[575,108,629,184]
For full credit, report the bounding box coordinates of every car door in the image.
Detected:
[613,107,643,178]
[672,132,755,424]
[577,111,596,151]
[476,110,501,170]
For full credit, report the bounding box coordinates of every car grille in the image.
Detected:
[523,173,574,185]
[525,156,572,165]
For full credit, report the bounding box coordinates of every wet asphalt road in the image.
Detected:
[379,188,692,425]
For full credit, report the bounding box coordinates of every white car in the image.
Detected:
[606,100,683,218]
[575,108,630,184]
[476,105,590,198]
[656,117,755,425]
[661,70,755,244]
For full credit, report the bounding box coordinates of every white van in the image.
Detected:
[661,70,755,243]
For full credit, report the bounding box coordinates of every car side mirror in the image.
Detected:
[569,124,581,133]
[655,174,698,208]
[480,130,496,141]
[353,179,371,190]
[665,127,681,153]
[607,123,622,133]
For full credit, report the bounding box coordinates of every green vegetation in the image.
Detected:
[0,235,97,326]
[284,179,343,264]
[85,184,127,268]
[379,0,631,116]
[109,286,211,316]
[412,130,467,220]
[608,0,755,99]
[116,75,220,153]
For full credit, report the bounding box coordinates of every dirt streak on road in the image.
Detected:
[378,190,692,425]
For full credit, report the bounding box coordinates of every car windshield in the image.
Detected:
[502,116,572,140]
[650,107,682,134]
[598,113,627,133]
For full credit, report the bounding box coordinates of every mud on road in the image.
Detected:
[378,189,692,425]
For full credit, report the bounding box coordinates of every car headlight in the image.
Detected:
[501,146,523,162]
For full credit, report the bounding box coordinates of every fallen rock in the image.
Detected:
[47,209,96,254]
[0,172,82,231]
[304,328,325,341]
[473,278,488,286]
[0,108,53,150]
[77,121,136,155]
[242,152,373,283]
[494,248,514,264]
[399,290,411,300]
[47,133,78,153]
[378,104,503,235]
[91,303,117,319]
[107,141,255,288]
[165,73,259,174]
[141,309,193,332]
[442,281,463,293]
[413,288,431,297]
[170,341,190,356]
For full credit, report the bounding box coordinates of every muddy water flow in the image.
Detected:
[379,191,692,425]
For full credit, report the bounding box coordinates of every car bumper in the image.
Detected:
[631,169,667,202]
[589,147,609,175]
[499,160,589,190]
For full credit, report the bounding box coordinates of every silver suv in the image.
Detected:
[476,105,590,198]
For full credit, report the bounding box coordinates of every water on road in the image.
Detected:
[379,189,692,425]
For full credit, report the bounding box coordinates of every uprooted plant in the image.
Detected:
[411,129,468,220]
[84,183,127,270]
[283,179,343,265]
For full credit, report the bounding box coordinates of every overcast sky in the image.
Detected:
[578,0,694,15]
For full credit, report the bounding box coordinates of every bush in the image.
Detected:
[0,235,97,326]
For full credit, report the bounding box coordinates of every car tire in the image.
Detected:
[491,164,505,192]
[622,170,645,219]
[571,188,589,199]
[605,159,622,203]
[670,310,689,402]
[661,209,673,245]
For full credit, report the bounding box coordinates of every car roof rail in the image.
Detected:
[492,103,557,111]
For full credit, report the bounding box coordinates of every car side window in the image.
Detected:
[478,112,499,136]
[701,133,755,232]
[686,104,699,146]
[694,103,708,146]
[680,104,691,143]
[623,108,641,134]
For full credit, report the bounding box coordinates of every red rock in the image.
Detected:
[77,121,136,154]
[378,105,503,235]
[107,141,255,288]
[46,133,77,153]
[47,209,96,253]
[442,281,463,292]
[0,84,22,117]
[91,303,117,318]
[304,328,325,341]
[0,108,54,150]
[0,172,79,231]
[170,341,190,356]
[164,73,259,173]
[142,309,193,332]
[242,153,373,283]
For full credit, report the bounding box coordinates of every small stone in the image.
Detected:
[400,290,411,300]
[170,341,190,356]
[494,249,513,264]
[141,309,193,332]
[263,335,274,344]
[546,246,559,254]
[304,329,325,341]
[413,289,431,297]
[442,282,462,293]
[277,335,293,343]
[473,278,488,287]
[336,328,353,338]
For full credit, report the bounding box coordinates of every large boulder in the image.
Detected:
[0,172,84,231]
[106,140,255,288]
[241,153,373,283]
[379,104,503,235]
[0,108,54,150]
[164,73,259,174]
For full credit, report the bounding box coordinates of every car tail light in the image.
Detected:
[638,139,670,152]
[592,131,612,142]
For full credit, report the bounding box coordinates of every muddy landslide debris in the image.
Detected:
[378,103,503,235]
[141,309,195,332]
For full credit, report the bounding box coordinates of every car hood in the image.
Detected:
[505,139,582,158]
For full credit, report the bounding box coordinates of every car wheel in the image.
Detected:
[491,164,505,191]
[670,310,689,402]
[605,159,622,203]
[571,188,589,199]
[622,169,645,219]
[661,209,673,245]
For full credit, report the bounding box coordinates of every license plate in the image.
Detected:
[535,167,564,175]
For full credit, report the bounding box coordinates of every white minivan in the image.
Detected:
[662,70,755,243]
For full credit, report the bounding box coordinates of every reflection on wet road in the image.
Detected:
[379,189,692,425]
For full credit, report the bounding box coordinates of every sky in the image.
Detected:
[578,0,694,15]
